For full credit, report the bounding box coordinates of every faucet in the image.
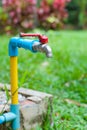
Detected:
[3,32,52,130]
[32,41,52,58]
[20,33,52,58]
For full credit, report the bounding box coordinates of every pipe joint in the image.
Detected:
[0,112,16,124]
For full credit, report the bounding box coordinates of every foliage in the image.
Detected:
[0,30,87,129]
[0,0,70,34]
[1,0,37,34]
[0,7,8,33]
[1,0,87,32]
[38,0,71,29]
[0,85,10,115]
[66,0,87,29]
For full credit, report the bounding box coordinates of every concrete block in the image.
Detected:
[0,83,53,130]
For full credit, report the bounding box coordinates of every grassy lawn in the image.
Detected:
[0,30,87,130]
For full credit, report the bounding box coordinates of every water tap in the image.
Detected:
[32,41,52,58]
[20,33,52,58]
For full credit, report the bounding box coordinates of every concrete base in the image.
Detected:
[0,83,53,130]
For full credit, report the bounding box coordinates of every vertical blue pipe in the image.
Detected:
[10,104,20,130]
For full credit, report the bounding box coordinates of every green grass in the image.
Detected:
[0,30,87,130]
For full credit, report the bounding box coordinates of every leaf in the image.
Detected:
[19,71,28,87]
[4,85,10,101]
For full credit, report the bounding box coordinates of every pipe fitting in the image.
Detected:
[0,112,16,124]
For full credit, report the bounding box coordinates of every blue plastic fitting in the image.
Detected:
[0,112,16,124]
[0,104,20,129]
[9,37,39,56]
[10,104,20,130]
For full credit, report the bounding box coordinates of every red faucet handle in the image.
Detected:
[20,32,48,44]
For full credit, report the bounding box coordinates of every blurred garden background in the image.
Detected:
[0,0,87,34]
[0,0,87,130]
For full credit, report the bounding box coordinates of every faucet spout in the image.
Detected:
[41,44,52,58]
[33,42,52,58]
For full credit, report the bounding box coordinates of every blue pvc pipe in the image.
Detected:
[0,112,16,124]
[8,36,40,129]
[9,37,38,56]
[10,104,20,130]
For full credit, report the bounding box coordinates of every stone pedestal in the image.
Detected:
[0,83,53,130]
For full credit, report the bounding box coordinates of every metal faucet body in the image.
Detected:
[33,41,52,58]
